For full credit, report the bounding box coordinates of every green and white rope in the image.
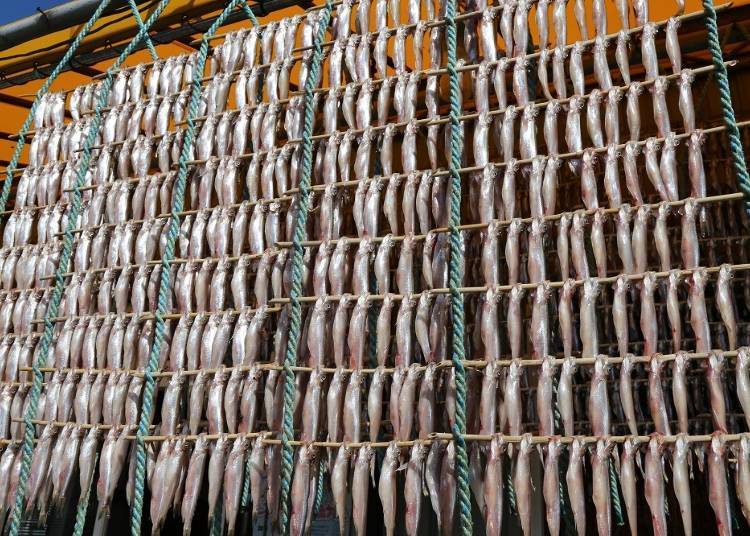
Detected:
[277,1,334,532]
[0,0,114,214]
[6,2,173,535]
[703,0,750,214]
[129,1,260,533]
[443,0,472,533]
[127,0,159,61]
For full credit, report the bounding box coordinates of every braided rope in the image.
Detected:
[240,2,261,27]
[609,458,624,526]
[703,0,750,214]
[6,2,173,535]
[313,460,325,516]
[0,0,113,214]
[695,21,735,121]
[72,451,98,536]
[127,0,159,60]
[129,2,256,533]
[277,1,334,531]
[240,455,252,511]
[443,0,472,533]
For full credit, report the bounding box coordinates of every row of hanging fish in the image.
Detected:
[27,11,691,172]
[0,424,746,536]
[3,343,750,536]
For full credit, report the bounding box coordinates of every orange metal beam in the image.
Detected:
[0,0,226,76]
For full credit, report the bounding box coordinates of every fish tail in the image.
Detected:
[92,509,109,536]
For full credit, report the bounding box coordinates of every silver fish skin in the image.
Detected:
[648,354,671,435]
[687,130,706,202]
[379,442,400,536]
[326,367,346,445]
[592,439,615,536]
[670,351,690,435]
[589,209,607,278]
[682,199,701,269]
[736,348,750,431]
[580,278,600,359]
[343,369,362,443]
[331,445,351,535]
[645,435,668,536]
[642,23,660,80]
[537,355,556,436]
[25,423,56,513]
[613,276,630,358]
[403,442,427,535]
[352,443,374,535]
[640,272,659,356]
[716,264,737,349]
[507,285,525,360]
[689,269,711,353]
[620,438,640,536]
[708,434,732,536]
[207,435,230,522]
[567,437,587,536]
[543,437,562,536]
[78,426,100,504]
[738,436,750,525]
[593,37,612,90]
[438,441,456,536]
[246,434,266,518]
[96,426,132,515]
[665,17,682,74]
[672,434,693,536]
[418,362,437,438]
[559,356,577,436]
[580,149,599,209]
[556,214,571,282]
[619,354,638,435]
[504,359,523,438]
[589,355,611,437]
[707,350,728,432]
[301,367,325,442]
[679,69,697,135]
[397,364,421,441]
[223,436,249,536]
[368,366,386,440]
[483,436,505,536]
[505,218,523,284]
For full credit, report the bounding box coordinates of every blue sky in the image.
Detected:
[0,1,66,26]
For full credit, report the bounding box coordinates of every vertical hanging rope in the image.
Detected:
[127,0,159,60]
[240,2,261,26]
[609,461,624,526]
[277,1,334,532]
[0,0,113,214]
[129,2,258,533]
[703,0,750,214]
[5,2,173,535]
[443,0,472,534]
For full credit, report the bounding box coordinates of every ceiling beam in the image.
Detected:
[0,0,307,89]
[0,90,72,118]
[0,91,34,108]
